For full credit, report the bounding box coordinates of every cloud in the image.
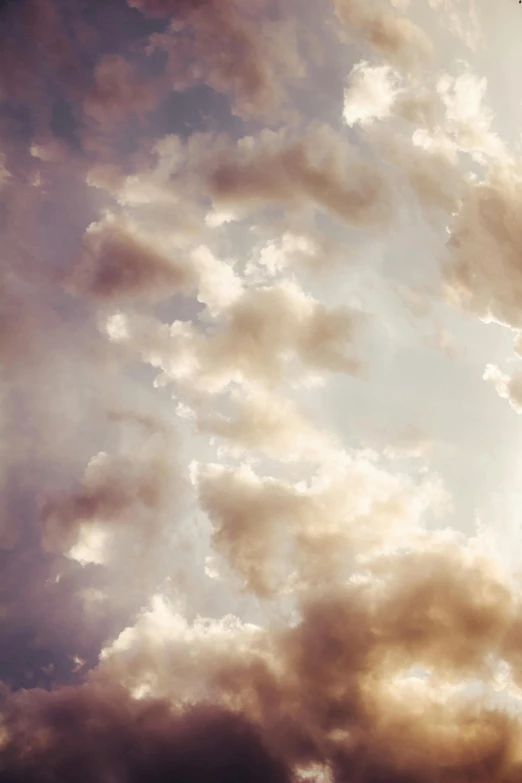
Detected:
[0,682,290,783]
[206,125,393,229]
[4,0,522,780]
[194,453,448,596]
[135,0,306,118]
[483,364,522,414]
[436,72,506,161]
[383,425,434,459]
[332,0,433,71]
[41,428,182,566]
[99,595,264,701]
[83,55,164,130]
[347,83,467,217]
[444,167,522,329]
[427,0,482,51]
[67,214,199,302]
[194,384,337,462]
[424,322,458,359]
[105,280,366,394]
[249,230,346,277]
[95,535,522,782]
[343,61,399,127]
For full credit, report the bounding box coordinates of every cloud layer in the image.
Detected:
[2,0,522,781]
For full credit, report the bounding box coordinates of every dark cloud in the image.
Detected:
[132,0,306,119]
[0,685,290,783]
[96,542,522,782]
[67,216,198,302]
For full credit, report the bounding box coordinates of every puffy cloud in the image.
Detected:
[134,0,306,119]
[194,384,337,462]
[250,230,345,277]
[67,214,199,302]
[83,55,164,129]
[99,595,265,702]
[342,66,505,221]
[403,132,465,214]
[94,536,522,782]
[194,453,448,596]
[332,0,433,71]
[343,62,399,127]
[105,280,365,393]
[436,72,506,161]
[191,245,244,317]
[444,168,522,328]
[354,93,467,217]
[41,429,182,564]
[0,682,290,783]
[206,125,393,229]
[483,364,522,414]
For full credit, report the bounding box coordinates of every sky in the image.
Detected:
[3,0,522,781]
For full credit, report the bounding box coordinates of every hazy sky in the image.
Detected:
[2,0,522,781]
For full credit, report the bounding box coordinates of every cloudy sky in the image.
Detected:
[3,0,522,780]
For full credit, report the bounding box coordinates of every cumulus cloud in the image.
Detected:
[444,168,522,328]
[0,682,290,783]
[343,61,399,127]
[249,230,346,277]
[350,86,467,217]
[483,364,522,414]
[194,452,448,596]
[67,214,199,302]
[93,535,522,782]
[41,425,183,578]
[194,384,337,462]
[136,0,306,118]
[83,55,163,129]
[333,0,433,71]
[105,280,365,394]
[436,72,506,161]
[206,125,393,229]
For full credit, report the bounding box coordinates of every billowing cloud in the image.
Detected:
[95,536,522,782]
[194,384,337,461]
[105,280,365,393]
[483,363,522,414]
[68,214,198,302]
[444,168,522,328]
[0,682,290,783]
[134,0,306,118]
[343,61,399,127]
[249,230,346,277]
[333,0,433,71]
[194,453,447,596]
[83,55,165,130]
[41,442,175,558]
[206,125,393,229]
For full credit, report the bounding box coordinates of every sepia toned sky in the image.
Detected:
[3,0,522,781]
